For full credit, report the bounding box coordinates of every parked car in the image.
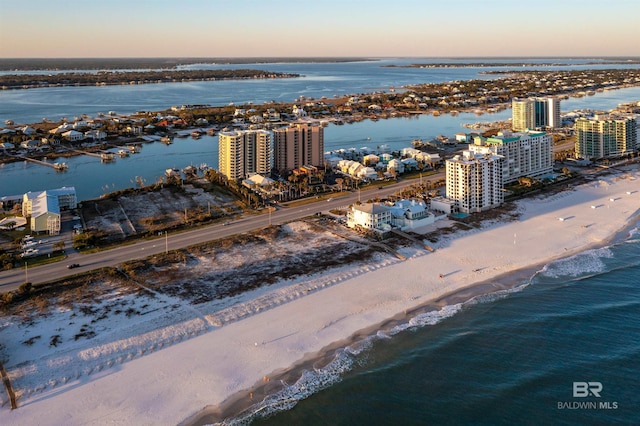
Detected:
[67,263,80,269]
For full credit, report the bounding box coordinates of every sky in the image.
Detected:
[0,0,639,58]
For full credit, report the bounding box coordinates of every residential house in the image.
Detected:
[347,203,392,232]
[84,129,107,141]
[387,158,405,174]
[61,130,84,142]
[20,140,39,149]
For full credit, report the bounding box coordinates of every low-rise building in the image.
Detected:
[28,192,61,234]
[389,199,438,230]
[22,186,77,220]
[347,203,392,232]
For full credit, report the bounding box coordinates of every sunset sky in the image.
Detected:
[1,0,638,58]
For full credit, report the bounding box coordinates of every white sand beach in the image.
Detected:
[3,169,640,425]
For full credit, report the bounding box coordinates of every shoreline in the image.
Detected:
[187,204,640,425]
[3,168,640,425]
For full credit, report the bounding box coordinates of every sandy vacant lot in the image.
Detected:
[81,184,241,239]
[0,219,404,407]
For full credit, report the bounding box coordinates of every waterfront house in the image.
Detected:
[126,125,143,135]
[20,126,36,136]
[62,130,84,142]
[73,120,88,129]
[363,154,380,166]
[430,196,456,215]
[50,123,73,134]
[84,129,107,141]
[20,140,39,150]
[389,199,438,230]
[347,203,392,232]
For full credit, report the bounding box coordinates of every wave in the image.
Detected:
[533,246,614,280]
[219,304,465,425]
[531,227,640,286]
[463,282,530,306]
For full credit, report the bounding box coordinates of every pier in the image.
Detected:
[15,155,67,171]
[68,148,116,162]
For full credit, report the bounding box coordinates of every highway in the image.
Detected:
[0,176,441,292]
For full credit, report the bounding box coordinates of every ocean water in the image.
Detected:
[228,230,640,425]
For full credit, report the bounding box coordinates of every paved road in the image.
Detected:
[0,177,440,292]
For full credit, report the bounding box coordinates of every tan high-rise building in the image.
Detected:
[218,129,272,180]
[273,123,324,173]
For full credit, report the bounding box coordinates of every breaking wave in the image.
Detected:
[533,246,614,280]
[219,304,465,425]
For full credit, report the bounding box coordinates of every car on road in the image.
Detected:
[67,263,80,269]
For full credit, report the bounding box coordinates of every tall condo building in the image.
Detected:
[468,130,553,184]
[445,151,504,214]
[512,97,561,131]
[575,114,638,160]
[218,129,272,180]
[272,123,324,173]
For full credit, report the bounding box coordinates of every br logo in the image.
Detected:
[573,382,602,398]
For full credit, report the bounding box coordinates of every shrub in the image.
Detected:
[18,282,32,294]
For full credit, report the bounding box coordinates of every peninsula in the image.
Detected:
[0,69,299,91]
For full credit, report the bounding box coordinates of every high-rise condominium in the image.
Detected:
[218,129,272,180]
[446,151,504,214]
[468,130,553,184]
[512,97,561,131]
[272,123,324,173]
[575,115,638,160]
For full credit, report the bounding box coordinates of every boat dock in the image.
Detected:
[14,155,68,171]
[68,148,116,162]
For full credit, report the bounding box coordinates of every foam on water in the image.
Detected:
[219,304,465,425]
[388,303,463,336]
[534,246,614,280]
[463,282,530,306]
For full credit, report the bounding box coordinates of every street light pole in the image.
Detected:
[25,261,28,283]
[165,231,168,254]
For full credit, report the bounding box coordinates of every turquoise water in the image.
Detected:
[451,213,469,219]
[239,231,640,425]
